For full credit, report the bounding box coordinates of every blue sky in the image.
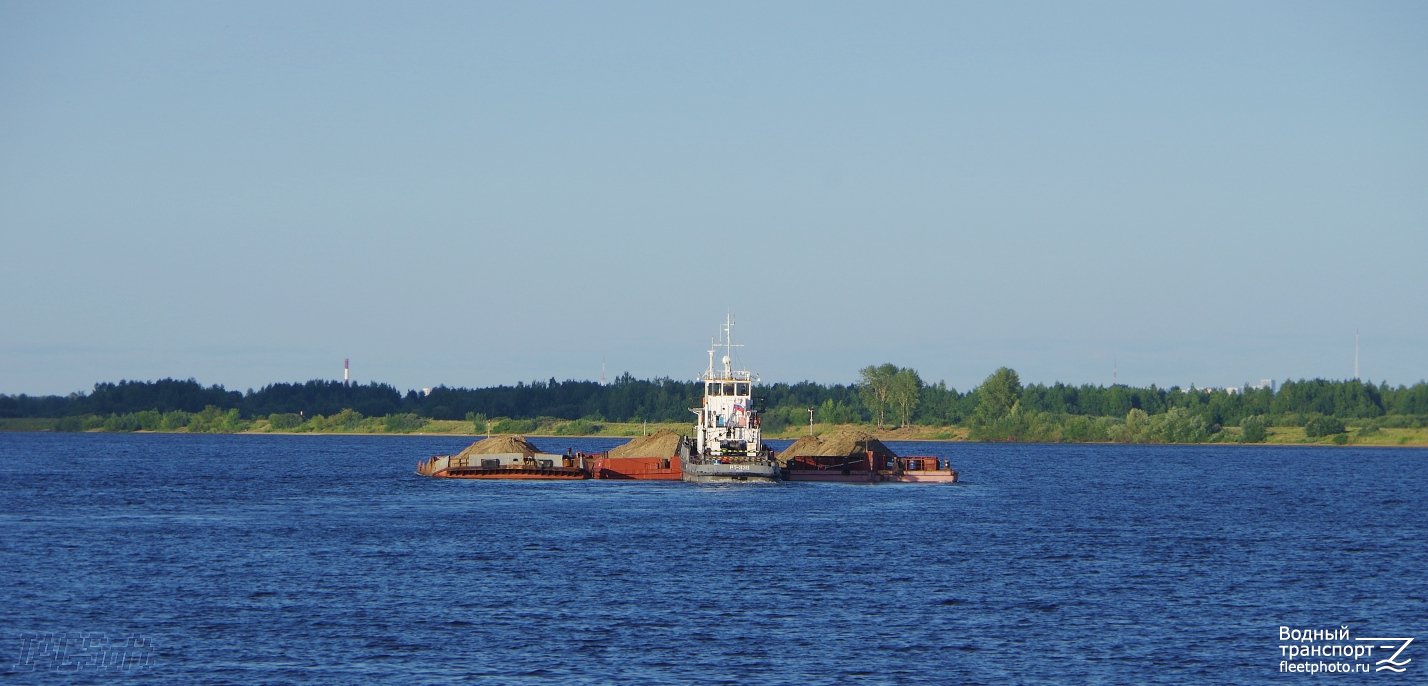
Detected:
[2,1,1425,395]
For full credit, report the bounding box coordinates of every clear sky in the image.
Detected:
[2,1,1425,396]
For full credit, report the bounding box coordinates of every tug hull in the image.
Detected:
[677,439,780,482]
[680,462,781,483]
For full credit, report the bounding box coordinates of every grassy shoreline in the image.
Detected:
[3,417,1425,446]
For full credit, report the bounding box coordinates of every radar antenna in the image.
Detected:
[717,312,743,378]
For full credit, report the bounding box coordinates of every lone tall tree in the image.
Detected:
[858,363,898,430]
[890,367,923,428]
[974,367,1023,423]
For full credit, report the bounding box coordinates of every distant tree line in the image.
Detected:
[3,371,1426,433]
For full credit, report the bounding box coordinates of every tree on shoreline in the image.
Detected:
[858,364,898,430]
[890,367,923,428]
[974,367,1023,424]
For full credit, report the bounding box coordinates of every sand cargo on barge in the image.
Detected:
[586,430,682,480]
[416,432,686,481]
[416,435,588,479]
[778,429,958,483]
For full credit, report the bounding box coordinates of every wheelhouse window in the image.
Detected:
[723,383,735,396]
[706,382,720,396]
[735,382,749,396]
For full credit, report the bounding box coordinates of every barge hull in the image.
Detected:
[436,468,587,479]
[890,470,958,483]
[783,469,958,483]
[784,471,877,483]
[590,456,681,480]
[782,454,958,484]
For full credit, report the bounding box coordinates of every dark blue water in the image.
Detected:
[2,433,1424,684]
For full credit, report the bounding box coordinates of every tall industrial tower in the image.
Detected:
[344,358,350,387]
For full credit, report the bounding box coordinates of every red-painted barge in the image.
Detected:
[782,452,958,483]
[586,454,682,480]
[416,451,589,480]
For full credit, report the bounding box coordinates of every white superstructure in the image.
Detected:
[693,314,763,457]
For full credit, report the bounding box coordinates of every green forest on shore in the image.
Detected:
[3,366,1426,445]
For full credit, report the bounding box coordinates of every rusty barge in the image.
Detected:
[417,430,686,481]
[782,452,958,483]
[773,428,957,483]
[416,449,684,481]
[416,451,588,479]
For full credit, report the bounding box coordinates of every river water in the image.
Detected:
[2,433,1424,684]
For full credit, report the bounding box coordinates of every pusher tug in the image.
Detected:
[676,315,781,483]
